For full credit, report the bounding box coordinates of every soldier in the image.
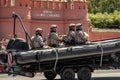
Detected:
[75,23,88,45]
[48,25,63,47]
[31,28,44,49]
[64,23,76,46]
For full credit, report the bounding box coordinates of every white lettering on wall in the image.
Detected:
[35,10,60,17]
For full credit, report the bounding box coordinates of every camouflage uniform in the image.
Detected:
[48,25,62,47]
[75,23,88,45]
[31,28,44,49]
[64,24,76,46]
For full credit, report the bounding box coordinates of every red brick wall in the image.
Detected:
[0,0,89,40]
[2,0,120,42]
[89,28,120,41]
[0,19,31,39]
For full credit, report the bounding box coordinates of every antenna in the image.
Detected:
[12,12,17,38]
[12,13,33,48]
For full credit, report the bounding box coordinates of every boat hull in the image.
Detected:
[15,39,120,65]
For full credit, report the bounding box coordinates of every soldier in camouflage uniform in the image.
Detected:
[31,28,44,49]
[64,23,76,46]
[48,25,63,47]
[75,23,88,45]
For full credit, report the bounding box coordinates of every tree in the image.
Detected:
[88,0,120,13]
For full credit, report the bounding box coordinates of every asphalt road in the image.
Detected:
[0,70,120,80]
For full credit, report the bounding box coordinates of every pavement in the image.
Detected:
[0,69,120,80]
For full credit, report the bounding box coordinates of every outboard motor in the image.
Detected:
[6,38,29,50]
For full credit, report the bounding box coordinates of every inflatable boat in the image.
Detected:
[0,13,120,80]
[13,37,120,65]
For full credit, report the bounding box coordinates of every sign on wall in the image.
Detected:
[34,10,60,18]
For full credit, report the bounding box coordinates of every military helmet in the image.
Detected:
[69,23,75,28]
[50,25,58,29]
[76,23,82,28]
[35,28,43,32]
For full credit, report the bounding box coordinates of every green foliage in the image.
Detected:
[89,11,120,29]
[88,0,120,13]
[88,0,120,29]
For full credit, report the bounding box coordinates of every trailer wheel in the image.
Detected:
[77,67,91,80]
[44,71,57,80]
[60,68,75,80]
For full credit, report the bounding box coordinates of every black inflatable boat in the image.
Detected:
[0,13,120,80]
[12,37,120,65]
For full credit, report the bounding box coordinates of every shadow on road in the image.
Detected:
[42,77,120,80]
